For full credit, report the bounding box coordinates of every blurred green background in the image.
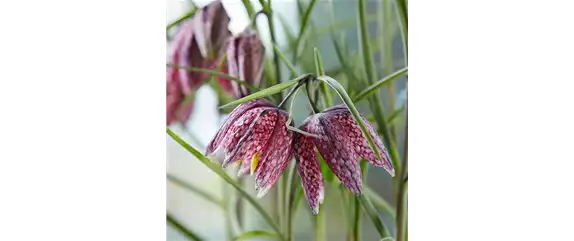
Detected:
[167,0,406,240]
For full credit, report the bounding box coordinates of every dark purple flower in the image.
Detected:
[206,99,294,197]
[166,1,232,125]
[294,105,394,214]
[193,0,231,59]
[226,28,265,98]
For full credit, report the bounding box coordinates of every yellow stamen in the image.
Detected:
[250,153,261,175]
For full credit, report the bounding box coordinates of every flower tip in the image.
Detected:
[311,207,319,215]
[256,185,271,198]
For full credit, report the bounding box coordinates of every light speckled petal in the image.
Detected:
[193,0,230,59]
[314,115,363,195]
[205,98,274,155]
[294,117,325,214]
[362,116,395,176]
[227,29,265,99]
[223,108,278,168]
[254,112,294,197]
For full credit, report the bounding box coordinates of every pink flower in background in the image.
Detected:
[226,29,265,98]
[205,99,294,197]
[294,105,394,214]
[193,0,231,60]
[166,0,232,125]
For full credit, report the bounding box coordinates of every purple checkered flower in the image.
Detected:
[294,105,394,214]
[226,28,265,98]
[193,0,231,59]
[206,99,294,197]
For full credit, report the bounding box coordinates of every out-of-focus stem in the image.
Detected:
[358,0,401,182]
[259,0,283,102]
[314,208,325,241]
[396,96,408,241]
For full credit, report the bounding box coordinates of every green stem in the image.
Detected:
[380,0,397,139]
[305,81,320,114]
[167,213,204,241]
[292,0,318,65]
[241,0,256,22]
[167,64,257,91]
[167,174,225,209]
[396,97,408,241]
[395,0,408,61]
[166,7,198,31]
[352,196,361,241]
[259,0,283,101]
[364,187,396,218]
[166,128,285,241]
[314,207,325,241]
[357,0,401,181]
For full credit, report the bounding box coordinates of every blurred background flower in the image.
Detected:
[167,0,407,240]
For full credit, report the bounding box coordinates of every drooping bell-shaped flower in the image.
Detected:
[166,0,232,125]
[294,105,394,214]
[193,0,231,59]
[166,20,205,125]
[206,99,294,197]
[166,70,194,125]
[226,29,265,98]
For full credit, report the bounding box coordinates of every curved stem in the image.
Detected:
[259,0,283,101]
[167,213,204,241]
[166,128,285,241]
[358,0,401,182]
[305,81,320,114]
[396,95,408,241]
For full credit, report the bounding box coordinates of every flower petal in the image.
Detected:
[206,98,274,155]
[254,112,294,197]
[324,106,395,177]
[294,120,325,214]
[223,108,278,169]
[362,116,395,176]
[314,115,363,195]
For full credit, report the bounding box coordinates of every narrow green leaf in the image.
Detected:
[292,0,318,65]
[287,125,319,138]
[167,174,225,209]
[241,0,256,20]
[386,106,405,124]
[395,0,408,59]
[273,44,298,77]
[313,48,332,107]
[166,8,198,31]
[364,187,396,218]
[278,14,296,45]
[381,238,396,241]
[233,230,277,241]
[353,67,408,102]
[166,128,284,240]
[218,78,299,109]
[167,64,257,91]
[167,212,204,241]
[358,194,391,239]
[316,75,383,163]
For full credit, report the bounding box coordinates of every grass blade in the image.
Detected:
[316,75,384,165]
[364,187,396,218]
[167,174,225,209]
[292,0,318,65]
[233,230,277,241]
[166,128,284,240]
[273,44,298,77]
[218,77,302,110]
[313,48,332,107]
[358,194,391,239]
[166,8,198,31]
[166,64,257,91]
[395,0,408,59]
[358,0,401,179]
[353,67,408,102]
[167,212,204,241]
